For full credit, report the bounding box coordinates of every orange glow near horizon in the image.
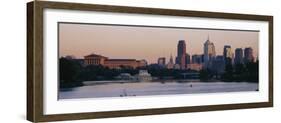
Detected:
[59,23,259,64]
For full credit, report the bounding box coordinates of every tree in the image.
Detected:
[199,69,209,81]
[233,63,245,81]
[59,58,81,83]
[245,61,259,82]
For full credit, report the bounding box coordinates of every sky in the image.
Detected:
[59,23,259,64]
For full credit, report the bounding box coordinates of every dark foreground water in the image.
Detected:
[59,81,258,99]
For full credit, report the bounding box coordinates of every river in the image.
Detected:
[59,81,258,99]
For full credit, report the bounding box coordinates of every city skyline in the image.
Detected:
[59,23,259,64]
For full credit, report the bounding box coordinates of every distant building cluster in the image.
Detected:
[66,35,256,72]
[156,35,256,72]
[84,54,147,69]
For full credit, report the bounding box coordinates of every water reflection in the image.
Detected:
[59,81,258,99]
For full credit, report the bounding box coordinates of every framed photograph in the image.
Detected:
[27,1,273,122]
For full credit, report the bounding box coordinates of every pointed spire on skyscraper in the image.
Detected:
[205,34,211,44]
[203,34,216,69]
[169,53,173,64]
[166,53,175,69]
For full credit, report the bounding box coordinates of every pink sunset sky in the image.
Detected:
[59,23,259,64]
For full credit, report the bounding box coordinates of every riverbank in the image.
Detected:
[66,78,258,87]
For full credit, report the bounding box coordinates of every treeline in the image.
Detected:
[199,61,259,82]
[59,58,83,88]
[60,58,259,88]
[143,64,198,79]
[60,58,138,87]
[59,58,198,88]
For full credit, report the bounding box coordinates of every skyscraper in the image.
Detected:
[212,55,225,74]
[166,54,174,69]
[176,40,186,69]
[244,47,254,63]
[185,53,191,64]
[223,45,233,65]
[192,54,202,64]
[203,36,216,68]
[201,54,204,63]
[234,48,243,64]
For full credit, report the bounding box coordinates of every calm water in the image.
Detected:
[59,81,258,99]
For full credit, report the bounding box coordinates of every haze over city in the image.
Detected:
[59,23,259,64]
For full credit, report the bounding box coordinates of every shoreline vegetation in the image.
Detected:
[59,58,258,88]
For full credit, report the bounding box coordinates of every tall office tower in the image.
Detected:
[223,45,233,65]
[157,57,166,67]
[244,47,254,63]
[234,48,244,64]
[203,36,216,68]
[176,40,186,69]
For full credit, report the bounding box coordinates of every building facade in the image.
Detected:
[234,48,244,64]
[212,55,225,74]
[192,54,203,64]
[84,54,108,65]
[176,40,187,69]
[223,45,233,65]
[185,53,191,64]
[166,55,174,69]
[186,63,203,71]
[203,36,216,68]
[157,57,166,67]
[84,54,147,69]
[244,47,254,63]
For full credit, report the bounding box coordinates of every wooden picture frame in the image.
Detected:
[27,1,273,122]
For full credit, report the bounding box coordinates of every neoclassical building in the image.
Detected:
[84,54,147,69]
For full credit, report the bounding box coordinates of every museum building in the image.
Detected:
[84,53,147,69]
